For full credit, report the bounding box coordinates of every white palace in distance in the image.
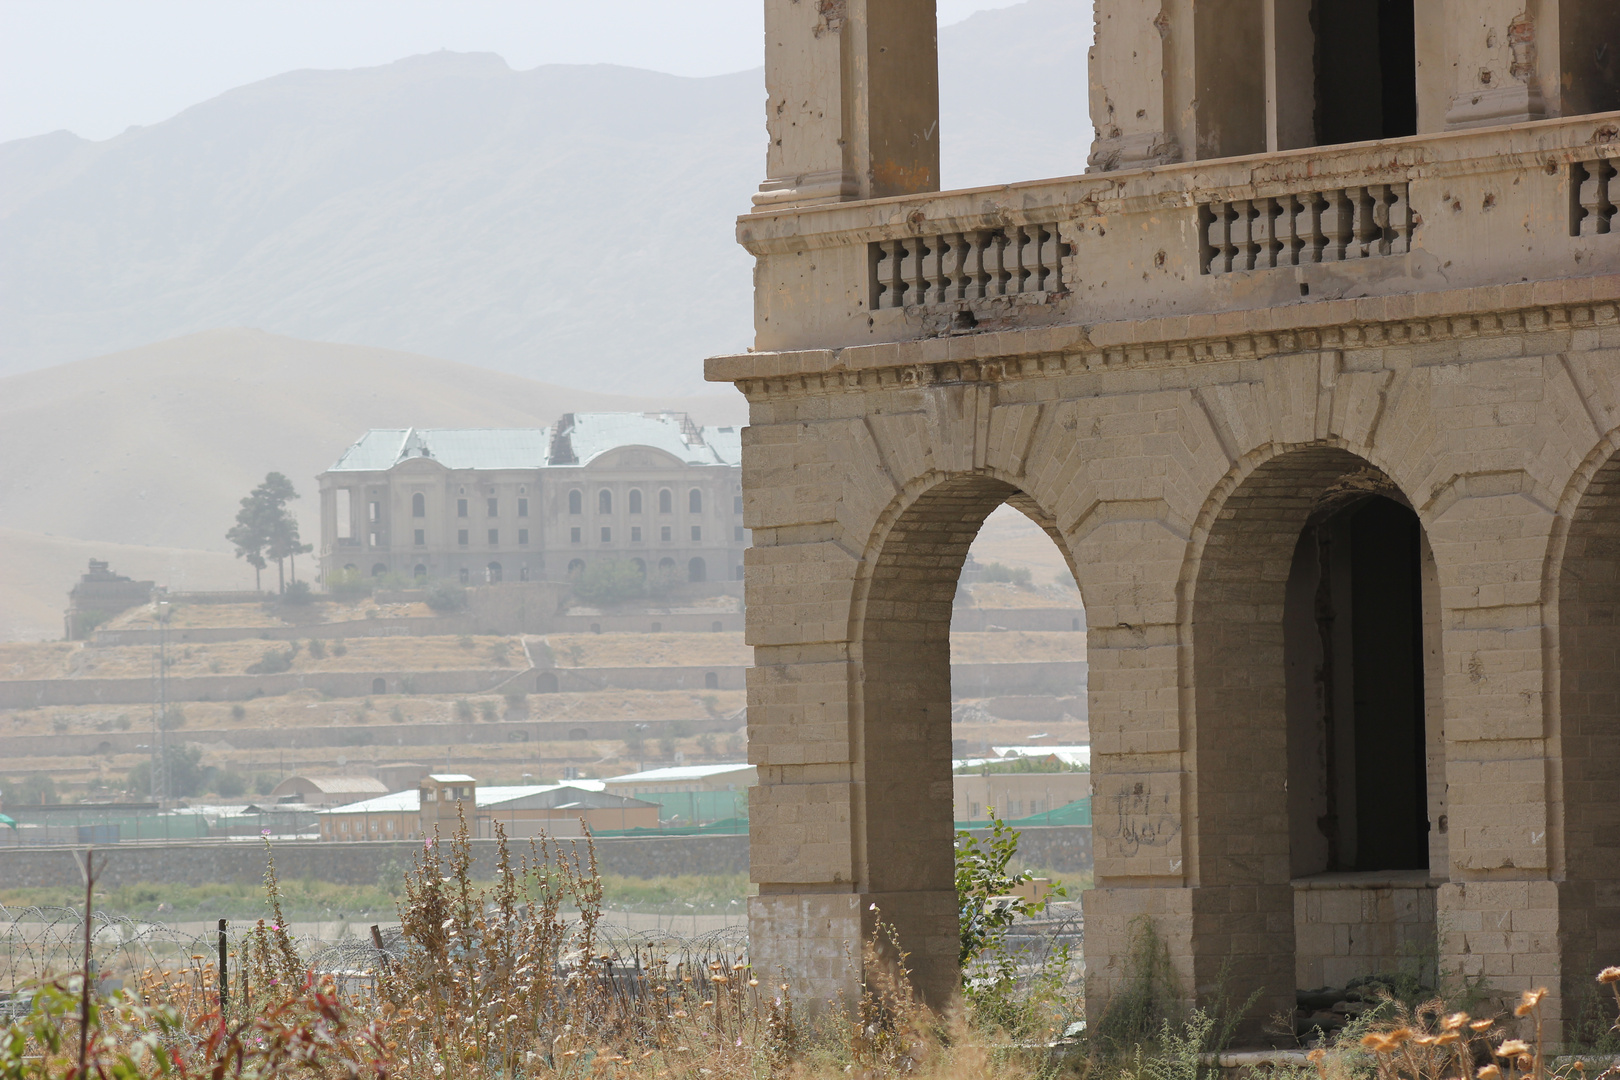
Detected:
[317,412,745,587]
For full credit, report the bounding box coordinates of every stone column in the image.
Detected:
[754,0,938,209]
[1428,493,1568,1032]
[1443,0,1546,128]
[1088,0,1182,169]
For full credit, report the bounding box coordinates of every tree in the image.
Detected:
[229,472,311,594]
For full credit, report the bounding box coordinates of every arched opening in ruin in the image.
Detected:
[1556,446,1620,1014]
[536,671,559,694]
[1193,447,1443,1032]
[853,474,1083,1005]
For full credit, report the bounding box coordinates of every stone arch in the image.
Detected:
[371,563,388,577]
[413,564,427,579]
[535,671,559,694]
[848,470,1078,1005]
[1547,431,1620,1015]
[1184,443,1443,1027]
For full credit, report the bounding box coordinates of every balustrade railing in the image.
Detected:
[869,224,1068,310]
[1572,158,1616,236]
[1199,183,1413,275]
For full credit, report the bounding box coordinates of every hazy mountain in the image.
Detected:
[0,1,1091,393]
[0,328,746,638]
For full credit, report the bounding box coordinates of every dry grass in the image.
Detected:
[962,581,1084,610]
[951,631,1085,664]
[3,825,1072,1079]
[1,689,744,738]
[546,633,750,668]
[61,635,521,679]
[0,641,82,680]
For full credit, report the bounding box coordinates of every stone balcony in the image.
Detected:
[713,114,1618,383]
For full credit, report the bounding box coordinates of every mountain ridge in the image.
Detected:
[0,0,1091,392]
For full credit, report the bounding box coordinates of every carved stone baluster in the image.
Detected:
[988,230,1011,296]
[939,233,961,302]
[1022,225,1046,293]
[926,234,948,304]
[1386,184,1411,254]
[869,242,890,310]
[1225,199,1250,272]
[1321,190,1351,261]
[966,232,988,300]
[1206,202,1231,275]
[1255,197,1282,269]
[1353,186,1380,259]
[1578,160,1615,236]
[1297,192,1325,264]
[910,238,933,307]
[1278,194,1301,266]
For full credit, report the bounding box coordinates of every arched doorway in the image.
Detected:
[487,562,503,583]
[1556,444,1620,1015]
[567,559,586,578]
[688,557,707,583]
[850,474,1077,1004]
[1191,447,1442,1027]
[413,564,427,580]
[371,563,388,577]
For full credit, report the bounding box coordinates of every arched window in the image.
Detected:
[659,489,673,514]
[689,489,703,514]
[659,557,676,572]
[568,490,583,514]
[567,558,586,578]
[414,564,427,579]
[631,557,646,575]
[371,563,388,577]
[688,557,707,583]
[599,489,612,514]
[412,493,425,517]
[343,563,357,573]
[487,562,503,583]
[629,489,642,514]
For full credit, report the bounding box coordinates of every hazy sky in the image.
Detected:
[0,0,1028,144]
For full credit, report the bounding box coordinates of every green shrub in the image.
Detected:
[246,646,295,675]
[455,699,475,722]
[326,567,372,601]
[307,637,326,659]
[281,580,313,605]
[214,771,248,798]
[332,638,348,656]
[572,559,649,605]
[478,699,498,721]
[980,561,1033,587]
[425,579,467,612]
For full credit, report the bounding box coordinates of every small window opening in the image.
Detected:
[599,490,613,514]
[569,490,583,515]
[412,493,426,517]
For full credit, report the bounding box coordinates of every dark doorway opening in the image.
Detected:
[1285,495,1429,875]
[1313,0,1416,144]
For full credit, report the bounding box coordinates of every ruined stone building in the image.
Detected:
[317,412,745,587]
[709,0,1620,1039]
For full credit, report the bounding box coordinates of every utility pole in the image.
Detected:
[150,600,169,808]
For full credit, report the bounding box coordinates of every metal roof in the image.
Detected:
[325,414,740,473]
[601,763,755,784]
[560,413,739,468]
[327,430,551,473]
[321,783,620,815]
